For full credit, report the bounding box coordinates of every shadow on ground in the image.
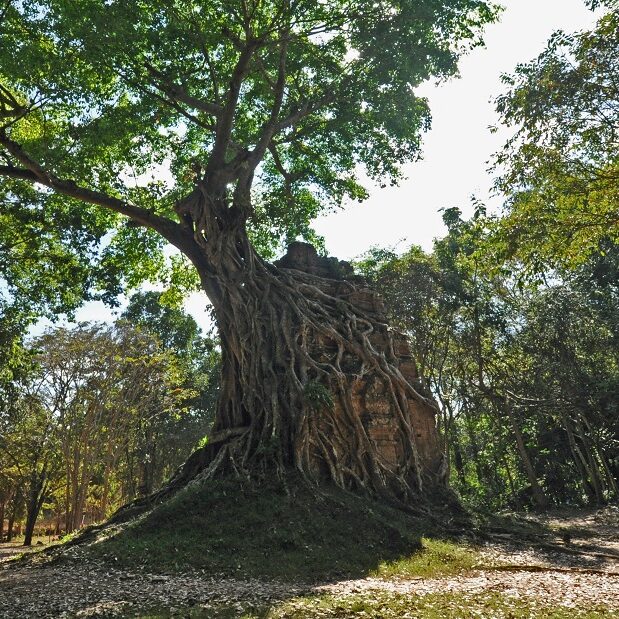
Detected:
[6,480,617,618]
[476,505,619,572]
[83,475,466,582]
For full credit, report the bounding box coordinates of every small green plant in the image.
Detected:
[303,381,334,413]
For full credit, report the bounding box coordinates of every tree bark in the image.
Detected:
[6,512,14,542]
[23,488,41,546]
[560,410,600,504]
[23,478,40,546]
[6,494,19,542]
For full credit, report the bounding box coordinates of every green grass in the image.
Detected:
[371,537,480,579]
[85,476,463,581]
[136,592,616,619]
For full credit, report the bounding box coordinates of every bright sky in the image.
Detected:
[314,0,601,260]
[34,0,601,334]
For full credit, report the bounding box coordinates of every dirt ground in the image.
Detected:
[0,537,52,562]
[1,507,618,618]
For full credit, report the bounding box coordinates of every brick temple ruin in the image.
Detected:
[275,242,444,482]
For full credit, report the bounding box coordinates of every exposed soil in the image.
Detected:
[1,507,618,618]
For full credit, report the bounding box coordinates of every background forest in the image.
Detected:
[0,293,219,544]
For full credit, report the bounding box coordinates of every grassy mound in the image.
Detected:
[83,476,470,581]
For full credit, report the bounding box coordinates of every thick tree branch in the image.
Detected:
[0,83,26,119]
[0,131,201,261]
[268,143,293,183]
[208,40,258,174]
[0,164,36,183]
[144,63,223,117]
[247,35,289,169]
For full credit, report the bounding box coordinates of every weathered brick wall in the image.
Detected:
[275,242,444,482]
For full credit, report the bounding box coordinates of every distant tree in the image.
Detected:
[365,207,619,509]
[0,321,206,543]
[0,303,34,412]
[123,291,203,355]
[0,394,63,546]
[120,292,220,495]
[492,3,619,273]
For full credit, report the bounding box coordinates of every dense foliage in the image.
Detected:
[361,209,619,509]
[0,0,499,274]
[491,3,619,273]
[0,296,218,544]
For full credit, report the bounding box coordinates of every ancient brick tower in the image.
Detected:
[275,242,444,483]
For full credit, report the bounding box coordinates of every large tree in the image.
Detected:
[0,0,498,501]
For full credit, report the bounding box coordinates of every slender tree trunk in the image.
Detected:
[579,413,618,499]
[6,504,16,542]
[63,455,71,534]
[451,430,467,487]
[501,453,519,505]
[72,462,91,531]
[0,499,4,542]
[573,416,606,504]
[69,462,79,533]
[23,470,45,546]
[560,411,599,504]
[504,402,549,509]
[100,462,111,520]
[6,485,24,542]
[6,514,14,542]
[462,403,487,486]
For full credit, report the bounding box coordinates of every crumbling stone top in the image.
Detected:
[274,241,356,280]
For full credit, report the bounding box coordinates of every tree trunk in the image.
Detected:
[451,431,467,487]
[505,403,549,509]
[501,453,519,505]
[573,416,607,504]
[6,513,14,542]
[0,499,4,542]
[462,402,487,487]
[6,502,17,542]
[23,474,42,546]
[560,411,600,504]
[164,224,444,503]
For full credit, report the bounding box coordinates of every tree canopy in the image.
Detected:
[491,3,619,273]
[0,0,499,300]
[361,207,619,509]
